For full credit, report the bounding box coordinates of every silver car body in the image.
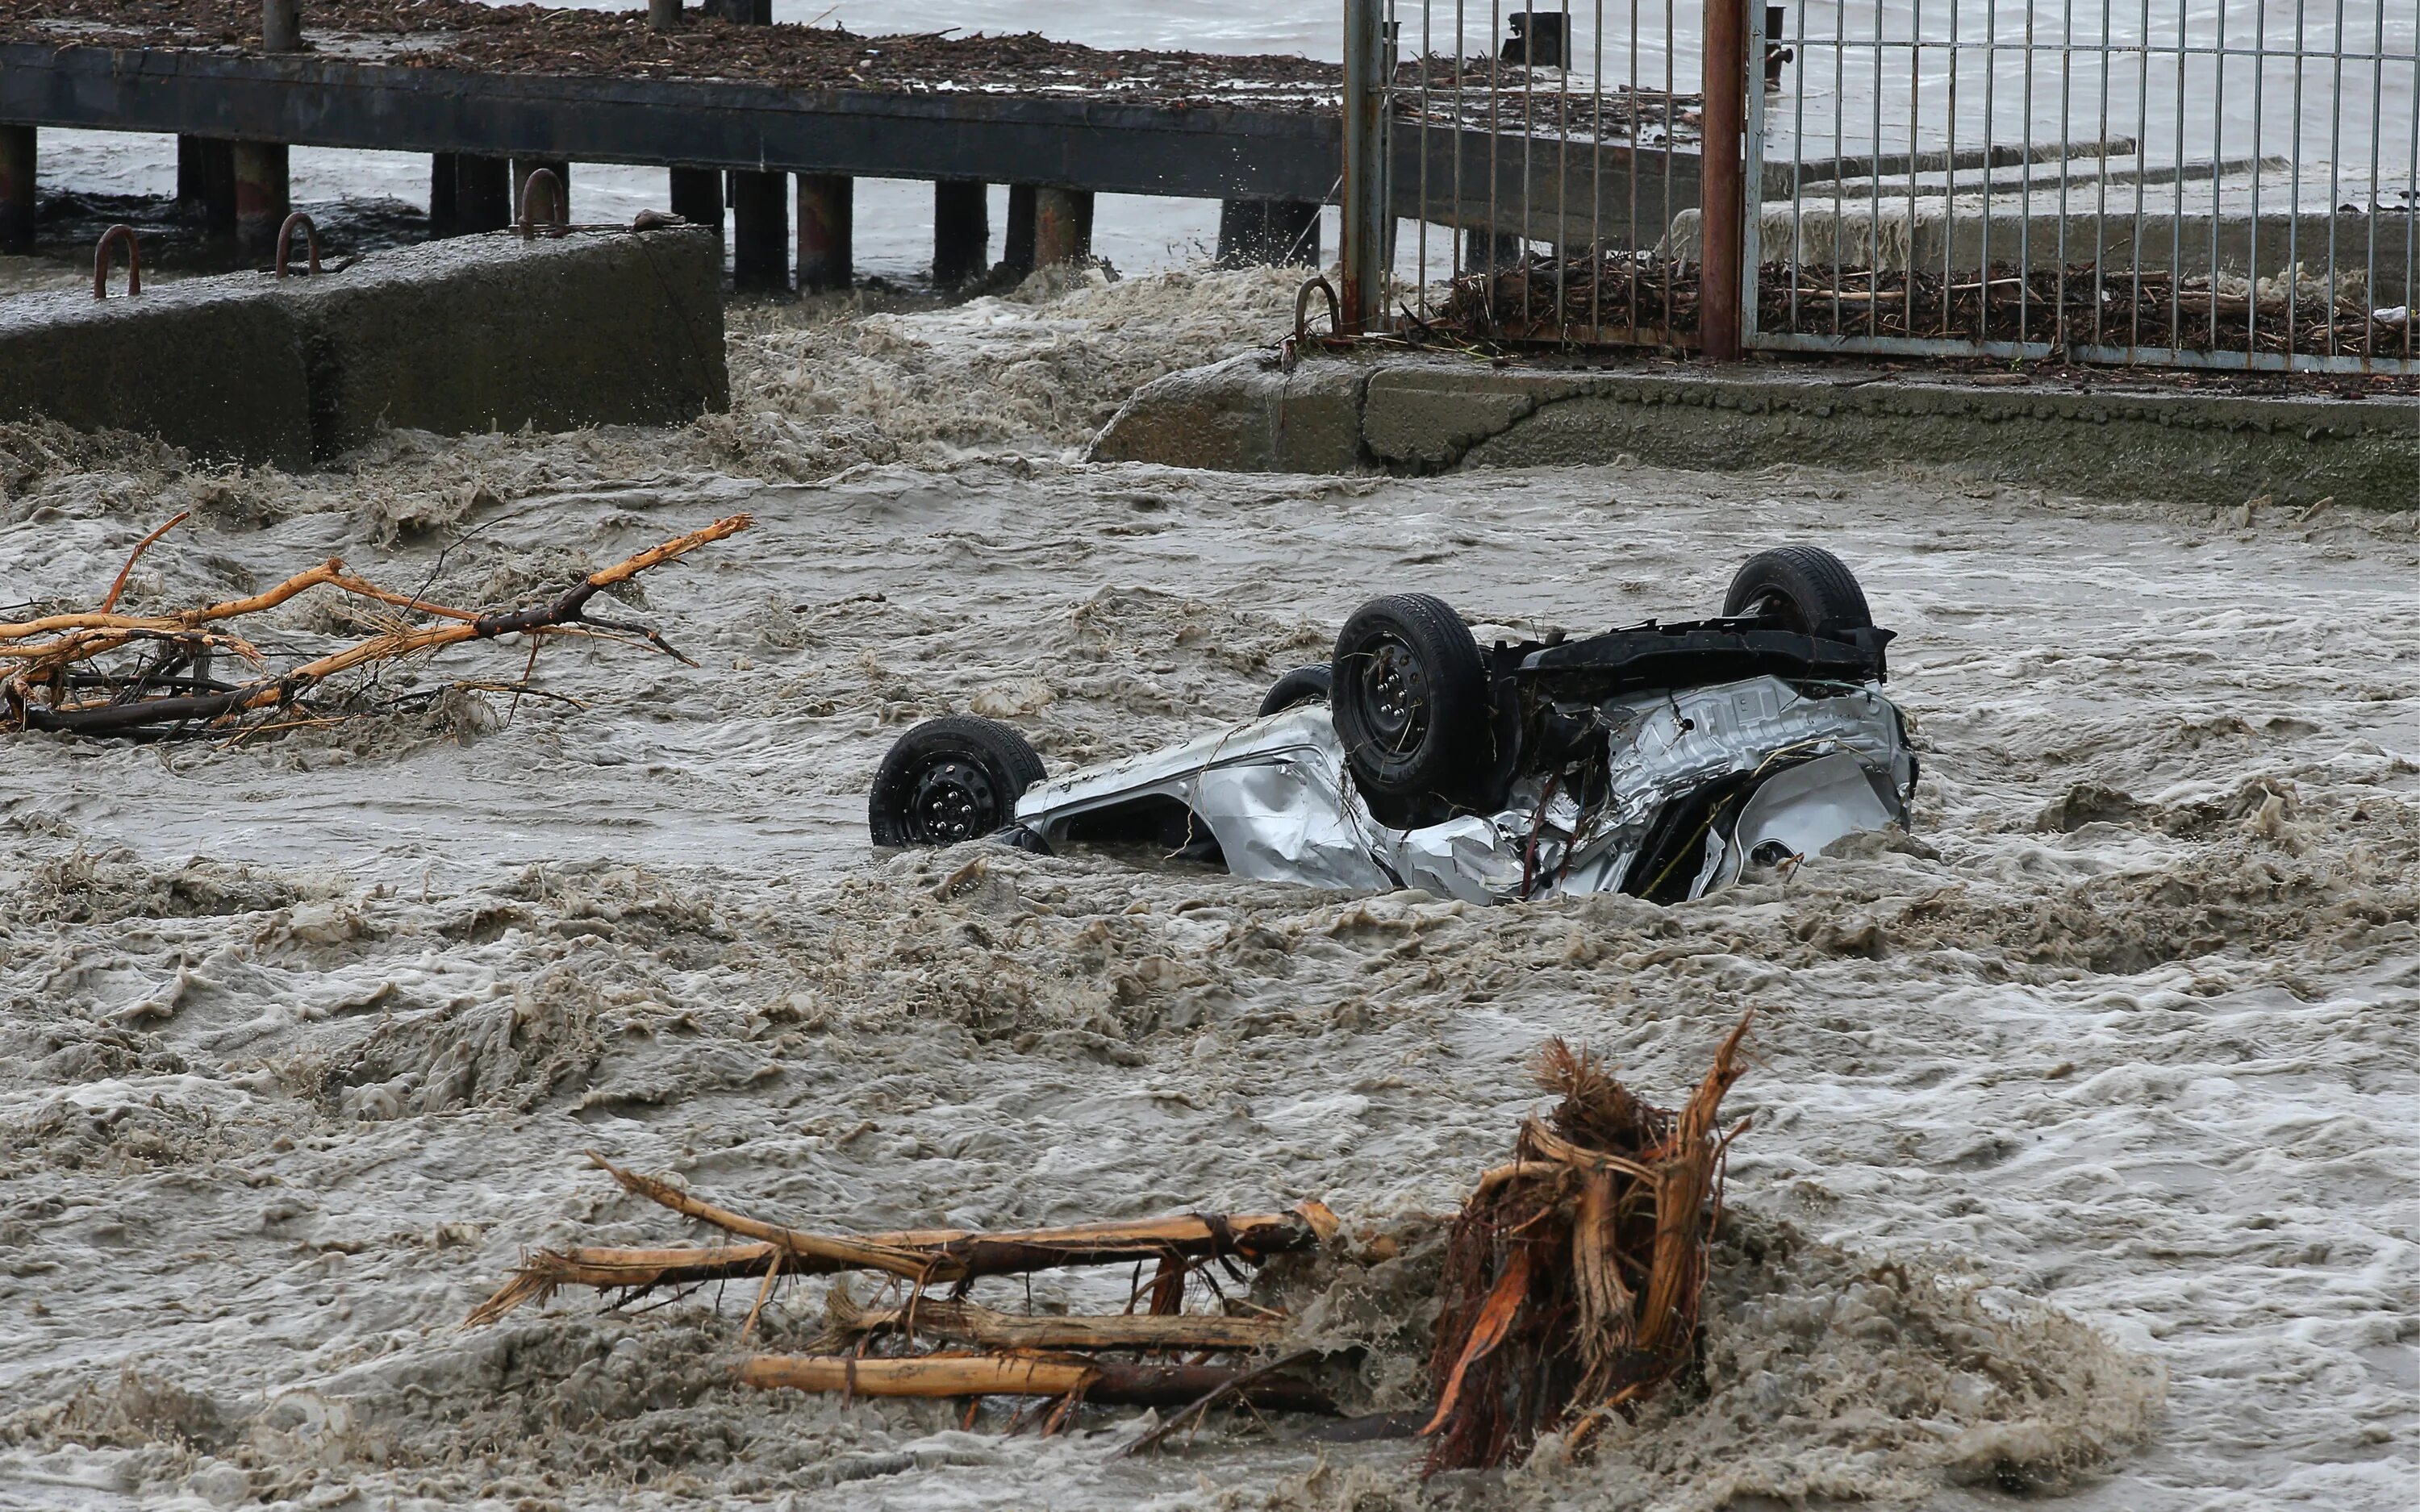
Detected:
[1012,674,1914,905]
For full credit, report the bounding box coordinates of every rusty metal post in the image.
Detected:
[730,171,788,290]
[797,173,853,291]
[933,179,988,285]
[1033,186,1091,267]
[231,140,289,264]
[262,0,301,52]
[0,126,32,256]
[1339,0,1387,333]
[1699,0,1746,360]
[649,0,681,31]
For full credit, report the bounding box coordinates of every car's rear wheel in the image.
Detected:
[1722,546,1873,633]
[1258,663,1333,717]
[868,715,1046,848]
[1331,594,1491,808]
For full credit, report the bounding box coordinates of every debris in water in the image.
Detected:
[0,512,750,739]
[1421,1014,1752,1472]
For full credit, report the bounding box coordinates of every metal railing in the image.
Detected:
[1342,0,2417,372]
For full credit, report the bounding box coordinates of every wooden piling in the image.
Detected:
[795,173,852,292]
[231,140,289,264]
[1032,185,1091,268]
[0,126,35,256]
[730,170,788,291]
[932,178,988,285]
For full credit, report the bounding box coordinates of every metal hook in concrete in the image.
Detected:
[274,210,321,277]
[515,168,567,240]
[1295,275,1341,342]
[93,224,141,299]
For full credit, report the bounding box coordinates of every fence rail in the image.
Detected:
[1348,0,2417,372]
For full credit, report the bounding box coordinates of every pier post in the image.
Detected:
[438,155,511,235]
[262,0,301,52]
[0,127,32,256]
[511,159,570,223]
[1216,200,1321,266]
[231,141,290,264]
[796,173,853,292]
[1032,186,1091,268]
[730,171,789,291]
[932,179,987,286]
[1465,226,1525,271]
[649,0,682,31]
[1003,185,1037,278]
[669,167,722,242]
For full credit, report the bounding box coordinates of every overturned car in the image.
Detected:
[866,547,1916,906]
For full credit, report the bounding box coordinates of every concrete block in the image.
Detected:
[1089,352,1370,474]
[1361,364,1582,469]
[281,226,728,454]
[0,278,313,467]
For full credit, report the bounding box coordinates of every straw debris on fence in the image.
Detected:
[0,513,749,739]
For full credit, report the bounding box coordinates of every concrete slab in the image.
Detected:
[282,226,728,453]
[0,225,727,465]
[1090,351,2419,509]
[1090,352,1369,474]
[0,277,314,467]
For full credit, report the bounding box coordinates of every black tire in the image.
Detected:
[868,715,1046,848]
[1721,547,1873,633]
[1330,594,1492,802]
[1258,663,1333,717]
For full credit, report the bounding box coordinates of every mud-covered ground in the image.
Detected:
[1,264,2415,1512]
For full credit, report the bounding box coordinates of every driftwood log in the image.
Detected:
[1,514,750,738]
[736,1353,1334,1414]
[465,1152,1337,1326]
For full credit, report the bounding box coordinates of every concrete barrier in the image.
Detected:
[0,277,315,468]
[1091,352,2420,509]
[284,227,728,453]
[0,225,727,465]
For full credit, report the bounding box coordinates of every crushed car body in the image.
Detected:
[868,547,1917,906]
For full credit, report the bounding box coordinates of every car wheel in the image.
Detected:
[868,715,1046,848]
[1722,547,1873,632]
[1331,594,1491,804]
[1258,663,1333,717]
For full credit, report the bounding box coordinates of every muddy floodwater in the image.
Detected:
[1,264,2415,1511]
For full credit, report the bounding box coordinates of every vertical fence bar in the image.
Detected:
[1789,0,1809,341]
[1490,0,1502,286]
[1344,0,1389,332]
[2247,0,2267,366]
[1626,0,1640,323]
[2209,0,2228,350]
[1744,0,1767,342]
[2170,0,2186,353]
[2365,0,2383,365]
[1664,0,1676,337]
[1831,0,1846,334]
[1558,0,1571,335]
[1980,0,1998,325]
[2057,0,2075,351]
[1702,0,1748,356]
[1944,0,1960,338]
[2129,0,2151,353]
[2287,0,2307,362]
[1420,0,1432,317]
[2019,0,2035,342]
[2324,0,2345,356]
[2406,29,2416,361]
[1591,0,1604,334]
[1454,0,1466,289]
[1907,0,1922,336]
[2094,0,2113,348]
[1521,4,1536,328]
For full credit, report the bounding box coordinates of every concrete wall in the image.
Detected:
[1091,352,2420,510]
[0,278,316,468]
[0,226,727,465]
[284,228,728,454]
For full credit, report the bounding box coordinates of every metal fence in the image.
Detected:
[1347,0,2418,372]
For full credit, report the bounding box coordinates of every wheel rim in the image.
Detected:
[1745,587,1809,632]
[906,756,1000,844]
[1354,635,1431,756]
